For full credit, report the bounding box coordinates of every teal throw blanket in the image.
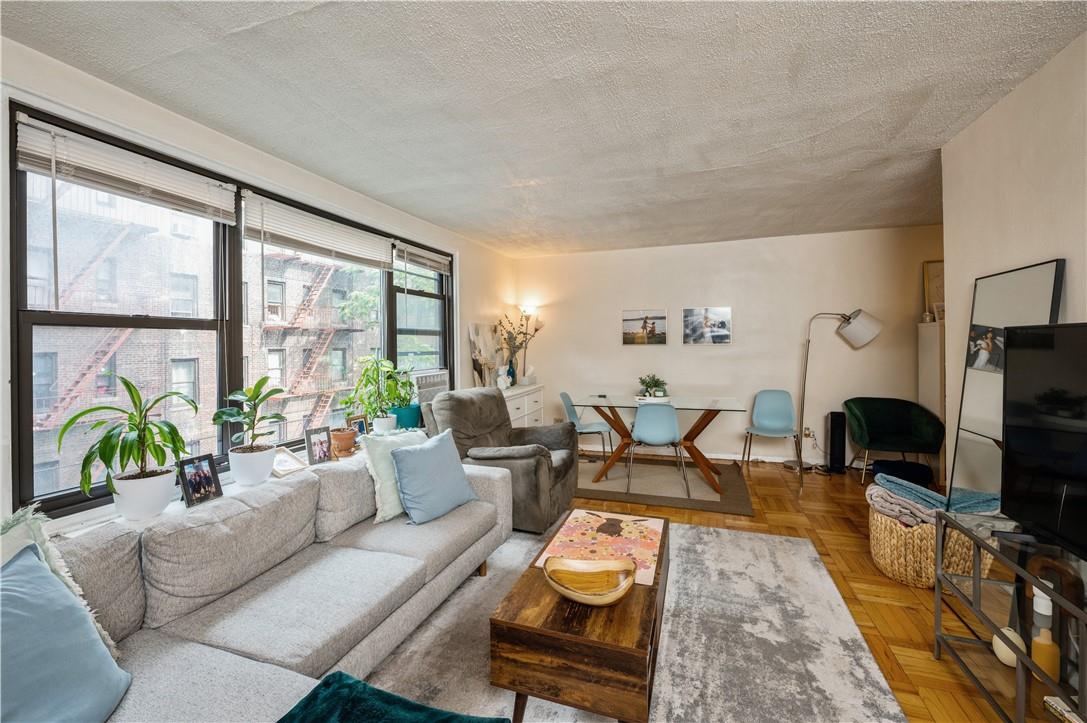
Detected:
[874,473,999,513]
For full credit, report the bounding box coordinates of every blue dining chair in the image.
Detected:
[742,389,802,479]
[560,392,615,478]
[627,403,689,498]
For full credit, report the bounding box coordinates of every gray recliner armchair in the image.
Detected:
[424,387,577,533]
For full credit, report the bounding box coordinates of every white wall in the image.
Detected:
[0,40,516,516]
[514,225,943,464]
[942,33,1087,465]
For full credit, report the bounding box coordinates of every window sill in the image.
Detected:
[43,470,242,537]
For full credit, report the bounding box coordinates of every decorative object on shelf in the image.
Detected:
[949,259,1064,498]
[992,626,1026,667]
[495,371,511,390]
[58,373,198,521]
[787,308,883,478]
[922,259,944,316]
[622,308,667,345]
[271,447,307,478]
[305,426,333,464]
[682,306,732,344]
[212,375,285,488]
[637,373,667,397]
[177,454,223,508]
[341,356,416,433]
[519,365,537,386]
[542,557,637,606]
[467,322,502,387]
[496,310,543,386]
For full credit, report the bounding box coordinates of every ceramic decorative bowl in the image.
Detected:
[542,557,637,606]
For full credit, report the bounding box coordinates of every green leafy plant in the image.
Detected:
[57,374,197,495]
[212,376,286,451]
[638,373,667,394]
[340,356,416,421]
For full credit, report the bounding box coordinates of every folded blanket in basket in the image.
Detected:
[866,484,933,526]
[874,473,1000,514]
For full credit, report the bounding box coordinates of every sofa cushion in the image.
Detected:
[56,522,145,644]
[391,429,478,525]
[110,629,316,723]
[363,430,429,523]
[550,450,576,483]
[141,470,319,628]
[331,499,497,581]
[163,544,426,677]
[309,453,377,541]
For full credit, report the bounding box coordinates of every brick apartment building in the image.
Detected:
[27,175,382,495]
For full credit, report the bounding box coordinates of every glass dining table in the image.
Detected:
[570,395,747,492]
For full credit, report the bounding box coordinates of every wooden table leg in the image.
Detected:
[512,692,528,723]
[680,410,723,492]
[590,405,633,483]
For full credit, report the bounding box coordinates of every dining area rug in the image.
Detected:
[574,458,755,516]
[365,524,904,722]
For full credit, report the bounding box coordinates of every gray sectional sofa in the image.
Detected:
[54,455,513,722]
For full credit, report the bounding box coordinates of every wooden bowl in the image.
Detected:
[542,557,636,606]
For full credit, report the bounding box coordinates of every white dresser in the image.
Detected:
[502,384,545,428]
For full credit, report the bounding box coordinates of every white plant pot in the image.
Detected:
[229,446,276,486]
[372,416,398,434]
[113,469,177,522]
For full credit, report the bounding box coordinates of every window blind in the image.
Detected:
[394,243,452,275]
[15,112,237,225]
[244,193,393,269]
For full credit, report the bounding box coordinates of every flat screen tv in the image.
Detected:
[1002,323,1087,558]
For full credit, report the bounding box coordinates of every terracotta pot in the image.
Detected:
[331,428,358,457]
[113,469,177,521]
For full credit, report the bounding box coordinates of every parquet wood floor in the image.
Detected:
[571,459,1052,722]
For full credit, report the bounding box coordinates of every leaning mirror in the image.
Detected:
[949,259,1065,497]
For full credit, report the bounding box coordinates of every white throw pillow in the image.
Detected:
[362,430,429,523]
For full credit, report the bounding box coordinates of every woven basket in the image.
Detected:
[868,507,993,588]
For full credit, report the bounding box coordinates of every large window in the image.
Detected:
[11,106,452,518]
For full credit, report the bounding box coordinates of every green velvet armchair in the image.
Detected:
[842,397,945,484]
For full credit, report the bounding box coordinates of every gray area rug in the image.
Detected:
[366,524,903,723]
[575,459,755,516]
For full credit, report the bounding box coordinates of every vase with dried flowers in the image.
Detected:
[496,310,544,386]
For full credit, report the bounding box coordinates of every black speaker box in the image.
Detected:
[826,411,846,474]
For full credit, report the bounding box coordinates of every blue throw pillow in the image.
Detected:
[1,544,131,723]
[390,429,477,524]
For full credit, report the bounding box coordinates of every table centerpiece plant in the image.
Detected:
[58,373,198,521]
[212,376,286,486]
[638,373,668,397]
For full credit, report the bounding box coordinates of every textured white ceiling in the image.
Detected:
[3,2,1084,256]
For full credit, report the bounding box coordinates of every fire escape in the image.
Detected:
[34,328,134,431]
[278,262,342,429]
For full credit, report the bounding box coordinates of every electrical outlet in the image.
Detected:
[803,426,813,438]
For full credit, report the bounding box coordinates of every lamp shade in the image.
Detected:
[837,308,882,348]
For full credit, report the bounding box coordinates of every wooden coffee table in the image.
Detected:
[489,511,670,723]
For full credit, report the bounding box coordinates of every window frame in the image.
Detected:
[9,101,454,518]
[169,357,200,403]
[169,272,200,318]
[388,261,453,373]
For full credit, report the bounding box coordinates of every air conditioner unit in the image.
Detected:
[412,370,450,404]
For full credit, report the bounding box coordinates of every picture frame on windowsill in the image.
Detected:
[177,454,223,507]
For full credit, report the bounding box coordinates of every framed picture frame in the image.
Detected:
[923,260,944,316]
[346,414,369,436]
[622,309,667,345]
[176,454,223,508]
[305,426,333,465]
[682,307,732,344]
[271,447,308,478]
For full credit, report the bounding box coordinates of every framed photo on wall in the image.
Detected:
[305,426,333,464]
[177,454,223,508]
[622,309,667,345]
[682,307,732,344]
[923,260,944,316]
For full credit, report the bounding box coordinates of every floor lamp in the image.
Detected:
[786,309,883,477]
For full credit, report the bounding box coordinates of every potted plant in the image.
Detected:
[58,374,197,521]
[330,396,362,457]
[638,373,668,397]
[212,376,286,486]
[496,311,543,386]
[345,356,419,433]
